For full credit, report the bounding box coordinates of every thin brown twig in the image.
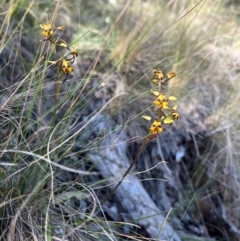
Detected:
[100,137,150,206]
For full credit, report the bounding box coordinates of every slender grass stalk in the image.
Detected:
[6,173,51,241]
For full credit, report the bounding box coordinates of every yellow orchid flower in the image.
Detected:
[149,120,163,135]
[153,69,164,80]
[62,59,74,75]
[40,23,54,38]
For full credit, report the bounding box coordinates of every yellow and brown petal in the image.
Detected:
[172,111,179,120]
[62,59,74,75]
[163,116,174,124]
[57,25,65,31]
[167,72,176,79]
[172,105,179,119]
[158,93,167,101]
[151,90,160,96]
[142,115,152,121]
[71,47,78,57]
[153,70,164,80]
[57,39,68,48]
[169,96,177,101]
[152,78,158,85]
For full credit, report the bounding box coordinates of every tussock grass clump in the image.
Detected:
[1,0,240,241]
